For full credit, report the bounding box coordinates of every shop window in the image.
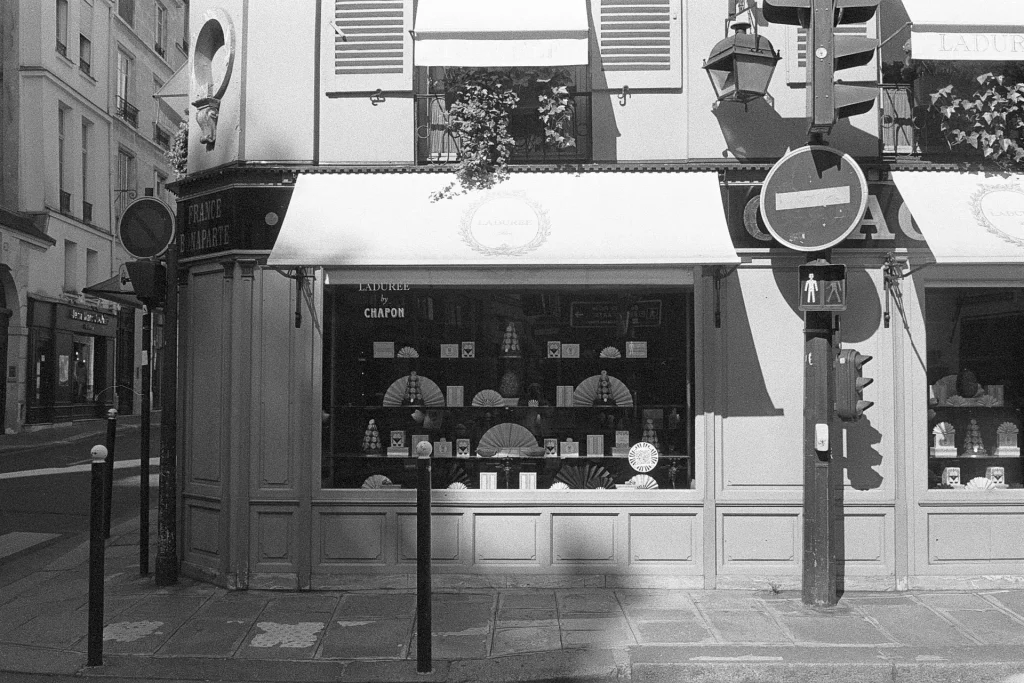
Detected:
[322,286,695,491]
[926,287,1023,490]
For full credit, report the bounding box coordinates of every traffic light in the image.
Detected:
[835,348,873,421]
[125,260,167,308]
[762,0,879,136]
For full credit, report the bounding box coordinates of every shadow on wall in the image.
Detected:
[712,97,880,159]
[839,417,883,490]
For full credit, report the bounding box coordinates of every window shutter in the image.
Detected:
[327,0,412,92]
[590,0,681,90]
[786,17,876,85]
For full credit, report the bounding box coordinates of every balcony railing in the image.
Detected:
[880,84,950,158]
[415,93,592,165]
[59,190,72,215]
[153,123,171,150]
[83,200,93,224]
[115,96,139,128]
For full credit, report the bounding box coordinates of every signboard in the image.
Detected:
[177,187,292,259]
[760,145,869,252]
[798,263,847,312]
[118,197,175,259]
[571,300,661,328]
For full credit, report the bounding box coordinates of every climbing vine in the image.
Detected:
[931,72,1024,171]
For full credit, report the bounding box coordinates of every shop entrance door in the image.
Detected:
[0,306,10,432]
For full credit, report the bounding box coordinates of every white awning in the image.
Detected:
[153,63,189,119]
[412,0,589,66]
[891,171,1024,264]
[267,172,738,284]
[902,0,1024,61]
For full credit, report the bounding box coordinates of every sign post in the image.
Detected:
[761,145,868,607]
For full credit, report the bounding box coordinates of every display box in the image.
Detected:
[479,472,498,490]
[373,341,395,359]
[561,343,580,359]
[435,439,453,458]
[556,385,574,407]
[626,341,648,358]
[986,466,1006,486]
[446,385,464,407]
[519,472,537,490]
[547,341,561,358]
[390,430,405,447]
[942,467,961,486]
[587,434,605,456]
[544,438,558,457]
[440,343,459,359]
[461,341,475,358]
[561,438,579,457]
[456,438,471,457]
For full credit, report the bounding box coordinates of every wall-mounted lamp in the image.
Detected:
[702,3,779,106]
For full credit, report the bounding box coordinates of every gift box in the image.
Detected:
[479,472,498,490]
[435,439,453,458]
[626,341,648,358]
[544,438,558,457]
[587,434,605,457]
[519,472,537,490]
[561,343,580,359]
[986,466,1006,486]
[440,343,459,359]
[556,385,574,407]
[942,467,961,486]
[561,438,579,457]
[461,342,475,358]
[456,439,471,457]
[373,341,395,359]
[446,385,464,407]
[547,341,561,358]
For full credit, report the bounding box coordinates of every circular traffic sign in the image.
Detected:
[760,145,868,252]
[118,197,176,259]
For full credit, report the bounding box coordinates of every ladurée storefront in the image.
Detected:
[175,168,1024,592]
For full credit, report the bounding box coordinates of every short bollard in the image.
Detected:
[88,444,108,667]
[103,409,117,539]
[415,440,432,674]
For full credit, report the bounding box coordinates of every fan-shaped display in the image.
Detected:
[362,474,392,489]
[382,372,445,407]
[447,481,469,490]
[599,346,621,359]
[627,474,658,489]
[478,423,538,457]
[396,346,419,358]
[556,463,615,489]
[549,481,570,490]
[573,373,633,407]
[472,389,505,408]
[433,461,470,488]
[966,476,996,490]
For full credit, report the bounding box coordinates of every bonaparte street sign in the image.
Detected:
[760,145,869,252]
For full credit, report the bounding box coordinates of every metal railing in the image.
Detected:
[879,84,949,157]
[115,96,139,128]
[114,188,137,220]
[415,92,592,165]
[60,190,72,215]
[153,123,171,150]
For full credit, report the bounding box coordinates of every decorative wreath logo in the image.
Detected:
[969,180,1024,250]
[459,191,551,257]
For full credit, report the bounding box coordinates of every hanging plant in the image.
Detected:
[167,119,189,179]
[431,67,578,201]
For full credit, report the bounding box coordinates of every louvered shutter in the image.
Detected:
[590,0,681,90]
[327,0,412,92]
[786,17,876,85]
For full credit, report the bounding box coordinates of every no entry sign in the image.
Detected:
[760,145,868,252]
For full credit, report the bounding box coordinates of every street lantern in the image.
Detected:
[703,21,780,104]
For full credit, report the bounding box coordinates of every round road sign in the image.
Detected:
[759,145,868,252]
[118,197,176,259]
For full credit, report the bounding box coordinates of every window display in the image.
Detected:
[322,286,694,490]
[926,288,1023,489]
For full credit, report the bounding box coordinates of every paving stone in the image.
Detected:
[562,627,636,648]
[616,590,696,610]
[113,595,209,620]
[197,596,271,620]
[985,591,1024,617]
[558,591,621,614]
[917,593,995,610]
[561,616,631,631]
[862,605,967,647]
[5,610,87,648]
[263,594,338,616]
[336,593,415,618]
[496,608,558,626]
[702,609,791,643]
[433,603,492,634]
[780,614,891,645]
[236,620,326,659]
[411,632,490,659]
[634,619,714,644]
[320,618,412,659]
[492,626,562,655]
[946,609,1024,645]
[100,619,174,654]
[157,617,253,656]
[499,591,557,610]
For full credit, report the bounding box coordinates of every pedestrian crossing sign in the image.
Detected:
[798,263,847,312]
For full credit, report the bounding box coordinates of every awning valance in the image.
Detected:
[901,0,1024,61]
[266,172,738,284]
[891,171,1024,264]
[412,0,589,66]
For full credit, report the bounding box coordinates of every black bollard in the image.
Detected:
[87,444,108,667]
[415,441,432,674]
[103,409,117,539]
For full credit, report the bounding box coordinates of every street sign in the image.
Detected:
[760,145,868,252]
[118,197,176,259]
[799,262,846,311]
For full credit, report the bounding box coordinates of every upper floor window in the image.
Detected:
[79,35,92,76]
[155,3,168,57]
[116,148,137,218]
[116,50,139,127]
[81,118,92,222]
[56,0,69,57]
[58,105,71,214]
[118,0,135,27]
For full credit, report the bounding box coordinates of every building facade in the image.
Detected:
[172,0,1024,591]
[0,0,186,430]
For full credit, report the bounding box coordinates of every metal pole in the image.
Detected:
[802,307,837,606]
[416,442,432,674]
[139,308,151,575]
[103,409,117,539]
[155,243,179,585]
[87,444,108,667]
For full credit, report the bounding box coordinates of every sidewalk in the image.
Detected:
[3,517,1024,682]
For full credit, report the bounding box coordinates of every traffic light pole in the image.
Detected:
[803,270,839,606]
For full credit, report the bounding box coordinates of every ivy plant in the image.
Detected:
[431,67,577,201]
[930,72,1024,171]
[167,119,189,179]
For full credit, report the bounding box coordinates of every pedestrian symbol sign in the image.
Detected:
[799,263,847,312]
